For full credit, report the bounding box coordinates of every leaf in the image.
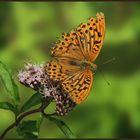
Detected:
[0,102,16,113]
[17,120,38,139]
[20,93,42,113]
[0,61,20,104]
[37,114,44,132]
[46,116,76,138]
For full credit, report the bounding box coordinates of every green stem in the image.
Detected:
[0,98,53,139]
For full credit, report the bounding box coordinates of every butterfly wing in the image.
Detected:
[51,12,105,62]
[44,58,81,81]
[51,30,87,61]
[76,12,105,62]
[62,68,93,104]
[45,58,93,104]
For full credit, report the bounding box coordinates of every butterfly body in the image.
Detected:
[45,13,105,104]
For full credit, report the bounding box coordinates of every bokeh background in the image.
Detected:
[0,2,140,138]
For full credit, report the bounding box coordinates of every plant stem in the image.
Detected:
[0,98,53,139]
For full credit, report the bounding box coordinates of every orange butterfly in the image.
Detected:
[45,12,105,104]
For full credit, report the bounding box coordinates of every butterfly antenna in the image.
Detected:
[98,57,116,67]
[98,68,110,86]
[97,57,116,86]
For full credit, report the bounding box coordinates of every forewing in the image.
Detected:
[51,12,105,62]
[51,30,86,61]
[75,12,105,62]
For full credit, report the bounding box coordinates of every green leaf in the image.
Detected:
[20,93,42,113]
[17,120,38,139]
[37,114,44,132]
[0,61,20,104]
[0,102,16,113]
[47,116,76,138]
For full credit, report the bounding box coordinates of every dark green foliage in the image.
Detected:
[0,61,20,105]
[20,93,42,113]
[46,116,76,138]
[17,120,38,139]
[0,102,16,113]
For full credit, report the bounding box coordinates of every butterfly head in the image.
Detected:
[81,60,97,74]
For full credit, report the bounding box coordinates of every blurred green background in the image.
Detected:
[0,2,140,138]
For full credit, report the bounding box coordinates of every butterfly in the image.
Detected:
[44,12,105,104]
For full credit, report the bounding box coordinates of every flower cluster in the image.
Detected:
[18,63,76,116]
